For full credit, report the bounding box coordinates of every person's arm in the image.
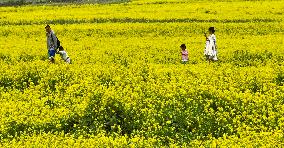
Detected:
[47,33,50,50]
[213,36,217,49]
[204,33,208,40]
[57,51,63,55]
[51,32,58,49]
[47,40,49,50]
[181,51,188,55]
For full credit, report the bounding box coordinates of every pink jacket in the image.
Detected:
[181,49,188,61]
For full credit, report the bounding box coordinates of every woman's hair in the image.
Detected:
[209,27,215,33]
[180,44,186,49]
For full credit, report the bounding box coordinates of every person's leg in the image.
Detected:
[209,56,213,64]
[49,57,55,63]
[205,55,210,63]
[48,49,56,63]
[212,50,218,61]
[213,55,218,61]
[66,58,71,64]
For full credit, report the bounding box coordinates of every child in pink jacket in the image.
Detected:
[180,44,188,64]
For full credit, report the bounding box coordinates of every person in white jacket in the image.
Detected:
[57,46,71,64]
[204,27,218,63]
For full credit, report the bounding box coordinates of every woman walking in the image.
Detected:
[204,27,218,63]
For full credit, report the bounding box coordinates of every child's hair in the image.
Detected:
[209,27,215,33]
[58,46,64,51]
[180,44,186,49]
[45,25,50,29]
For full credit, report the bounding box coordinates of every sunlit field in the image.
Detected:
[0,0,284,147]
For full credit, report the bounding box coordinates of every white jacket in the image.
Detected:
[204,34,217,58]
